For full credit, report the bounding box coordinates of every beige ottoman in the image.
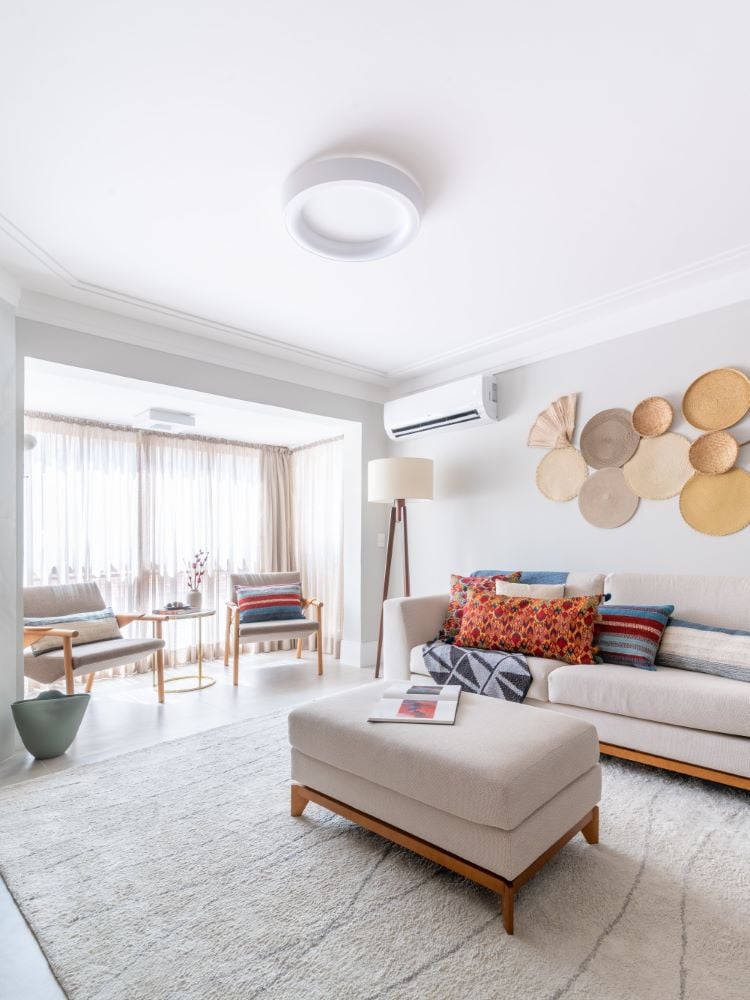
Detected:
[288,684,601,934]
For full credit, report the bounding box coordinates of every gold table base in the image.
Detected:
[153,609,216,694]
[163,673,216,693]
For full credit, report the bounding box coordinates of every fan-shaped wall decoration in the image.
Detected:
[527,394,578,449]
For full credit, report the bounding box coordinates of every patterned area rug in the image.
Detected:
[1,710,748,1000]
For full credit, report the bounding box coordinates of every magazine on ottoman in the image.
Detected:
[368,683,462,724]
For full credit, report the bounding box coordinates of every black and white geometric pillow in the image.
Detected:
[422,641,532,703]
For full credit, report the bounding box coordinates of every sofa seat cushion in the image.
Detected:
[548,663,750,738]
[288,684,599,830]
[409,644,565,702]
[24,637,165,684]
[239,618,318,640]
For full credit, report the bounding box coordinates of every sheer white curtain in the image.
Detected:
[139,433,265,661]
[24,415,140,612]
[291,437,344,657]
[24,415,346,672]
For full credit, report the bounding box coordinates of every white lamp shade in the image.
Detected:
[368,458,434,503]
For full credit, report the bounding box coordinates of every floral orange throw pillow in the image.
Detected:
[454,592,602,665]
[437,572,521,643]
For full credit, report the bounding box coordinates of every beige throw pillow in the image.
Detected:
[495,581,566,599]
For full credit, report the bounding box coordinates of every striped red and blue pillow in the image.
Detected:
[236,583,305,624]
[594,604,674,670]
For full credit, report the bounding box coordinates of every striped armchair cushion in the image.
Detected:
[25,608,122,656]
[236,583,305,624]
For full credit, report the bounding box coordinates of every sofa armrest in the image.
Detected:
[382,594,449,681]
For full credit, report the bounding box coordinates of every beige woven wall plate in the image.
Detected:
[680,469,750,535]
[580,408,640,469]
[689,431,739,475]
[536,447,588,501]
[682,368,750,431]
[623,433,693,499]
[631,396,673,437]
[578,467,639,528]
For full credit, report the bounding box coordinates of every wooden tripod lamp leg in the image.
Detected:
[374,504,397,679]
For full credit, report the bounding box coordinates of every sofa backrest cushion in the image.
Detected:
[472,570,605,597]
[605,573,750,630]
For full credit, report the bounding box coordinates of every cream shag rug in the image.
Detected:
[1,711,748,1000]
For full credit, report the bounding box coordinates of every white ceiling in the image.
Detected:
[3,1,750,395]
[24,359,348,447]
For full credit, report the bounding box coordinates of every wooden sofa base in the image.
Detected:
[291,783,598,935]
[599,742,750,791]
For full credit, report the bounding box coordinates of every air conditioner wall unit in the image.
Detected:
[384,375,498,440]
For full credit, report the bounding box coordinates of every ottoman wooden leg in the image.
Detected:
[291,784,308,817]
[582,805,599,845]
[501,885,515,935]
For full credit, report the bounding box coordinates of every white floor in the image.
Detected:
[0,651,373,1000]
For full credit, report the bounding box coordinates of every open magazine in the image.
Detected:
[368,682,461,725]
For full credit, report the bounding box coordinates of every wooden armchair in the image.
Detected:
[224,571,324,685]
[23,583,168,702]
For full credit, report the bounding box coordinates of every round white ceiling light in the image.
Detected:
[283,157,423,262]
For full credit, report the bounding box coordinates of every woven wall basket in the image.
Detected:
[682,368,750,431]
[631,396,673,438]
[679,469,750,536]
[536,446,588,501]
[578,467,639,529]
[623,433,693,500]
[689,431,740,475]
[580,408,640,469]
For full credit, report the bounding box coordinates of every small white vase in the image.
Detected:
[186,589,202,610]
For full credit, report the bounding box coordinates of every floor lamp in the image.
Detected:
[369,457,434,678]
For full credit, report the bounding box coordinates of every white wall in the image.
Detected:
[0,301,20,761]
[393,299,750,594]
[17,319,390,666]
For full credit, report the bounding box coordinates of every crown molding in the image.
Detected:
[17,293,388,404]
[389,243,750,395]
[4,208,750,400]
[0,211,389,392]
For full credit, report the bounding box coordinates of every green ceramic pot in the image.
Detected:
[11,690,90,759]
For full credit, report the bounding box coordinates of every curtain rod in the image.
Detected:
[25,411,344,455]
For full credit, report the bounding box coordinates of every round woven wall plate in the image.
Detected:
[689,431,739,475]
[631,396,673,437]
[580,408,640,469]
[536,447,588,501]
[578,467,639,528]
[682,368,750,431]
[623,433,693,499]
[680,469,750,536]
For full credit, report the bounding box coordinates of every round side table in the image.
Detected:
[157,608,217,693]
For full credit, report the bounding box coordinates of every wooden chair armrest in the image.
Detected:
[226,601,238,610]
[116,612,145,627]
[303,599,324,609]
[139,614,168,622]
[23,627,79,649]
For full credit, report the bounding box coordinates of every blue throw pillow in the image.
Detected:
[594,604,674,670]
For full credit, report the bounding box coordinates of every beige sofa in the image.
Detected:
[383,572,750,790]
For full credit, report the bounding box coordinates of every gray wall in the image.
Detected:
[17,319,390,664]
[0,302,20,761]
[392,300,750,593]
